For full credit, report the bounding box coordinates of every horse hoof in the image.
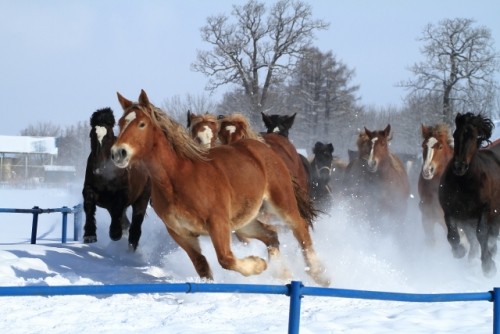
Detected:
[482,260,497,278]
[452,245,466,258]
[128,243,138,251]
[83,236,97,243]
[109,230,122,241]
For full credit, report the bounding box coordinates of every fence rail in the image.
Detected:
[0,204,82,244]
[0,281,497,334]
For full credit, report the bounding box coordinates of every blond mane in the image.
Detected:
[221,113,265,142]
[136,103,210,161]
[427,123,453,147]
[190,113,220,131]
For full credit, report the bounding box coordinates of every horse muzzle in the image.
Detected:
[111,145,131,169]
[421,166,435,180]
[452,160,468,176]
[367,159,378,173]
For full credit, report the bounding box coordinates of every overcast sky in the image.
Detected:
[1,0,499,136]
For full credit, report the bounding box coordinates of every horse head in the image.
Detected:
[363,124,391,173]
[311,141,334,185]
[261,112,296,138]
[89,108,118,178]
[420,123,453,180]
[452,112,494,176]
[218,113,263,145]
[187,111,219,148]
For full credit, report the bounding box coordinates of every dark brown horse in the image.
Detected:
[439,112,500,277]
[343,125,410,229]
[111,90,330,286]
[309,141,335,210]
[418,123,454,246]
[82,107,151,250]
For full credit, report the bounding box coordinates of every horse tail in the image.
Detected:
[292,178,319,230]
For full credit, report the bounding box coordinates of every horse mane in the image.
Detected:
[456,112,494,147]
[222,113,265,142]
[424,123,453,147]
[90,107,115,128]
[189,113,220,131]
[137,103,210,161]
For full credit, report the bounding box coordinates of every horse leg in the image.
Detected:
[128,192,150,251]
[460,220,479,260]
[207,216,267,277]
[236,220,291,280]
[444,213,466,258]
[488,216,500,257]
[82,186,98,243]
[166,227,213,280]
[107,192,129,241]
[477,212,496,277]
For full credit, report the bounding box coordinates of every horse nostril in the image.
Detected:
[120,148,127,159]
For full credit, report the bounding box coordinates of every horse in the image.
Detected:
[261,112,297,138]
[111,90,330,286]
[186,111,220,149]
[260,111,312,185]
[418,123,454,246]
[218,113,311,198]
[82,107,151,250]
[439,112,500,277]
[309,141,335,210]
[343,125,410,229]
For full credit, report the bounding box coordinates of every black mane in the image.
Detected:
[90,107,115,128]
[455,112,494,147]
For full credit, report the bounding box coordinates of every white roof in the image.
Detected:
[0,136,58,155]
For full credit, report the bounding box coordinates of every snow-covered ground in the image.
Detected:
[0,184,497,333]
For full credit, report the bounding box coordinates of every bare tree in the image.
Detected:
[192,0,329,114]
[20,122,61,137]
[400,18,499,124]
[162,94,217,124]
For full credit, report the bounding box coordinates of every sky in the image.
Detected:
[0,186,497,333]
[1,0,500,136]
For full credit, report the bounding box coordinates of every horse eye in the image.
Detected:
[139,122,146,128]
[438,144,443,149]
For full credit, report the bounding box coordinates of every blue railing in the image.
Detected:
[0,281,497,333]
[0,204,82,244]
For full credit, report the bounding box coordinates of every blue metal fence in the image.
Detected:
[0,281,497,333]
[0,204,498,333]
[0,204,82,244]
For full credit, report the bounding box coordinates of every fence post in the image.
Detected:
[287,281,303,334]
[494,287,499,334]
[30,206,40,244]
[73,204,82,241]
[61,206,68,244]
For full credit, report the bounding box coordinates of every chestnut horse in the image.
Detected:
[439,112,500,277]
[218,113,311,198]
[418,123,454,246]
[82,107,151,250]
[186,111,220,149]
[111,90,330,286]
[343,125,410,229]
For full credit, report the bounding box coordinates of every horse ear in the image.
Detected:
[384,124,391,137]
[187,110,192,128]
[363,127,372,137]
[327,143,334,154]
[283,113,296,130]
[138,89,150,106]
[261,112,271,128]
[117,92,133,110]
[421,124,428,137]
[313,141,322,154]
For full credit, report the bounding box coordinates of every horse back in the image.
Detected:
[262,133,309,193]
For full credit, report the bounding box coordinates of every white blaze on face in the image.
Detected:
[422,137,438,177]
[122,111,137,133]
[196,125,214,148]
[272,127,280,133]
[95,126,107,145]
[225,125,236,134]
[368,137,378,163]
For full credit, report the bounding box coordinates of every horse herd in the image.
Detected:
[82,90,500,286]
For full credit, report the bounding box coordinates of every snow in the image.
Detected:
[0,185,497,333]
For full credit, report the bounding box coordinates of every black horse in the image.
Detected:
[261,112,297,138]
[439,112,500,277]
[309,141,335,210]
[82,107,151,250]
